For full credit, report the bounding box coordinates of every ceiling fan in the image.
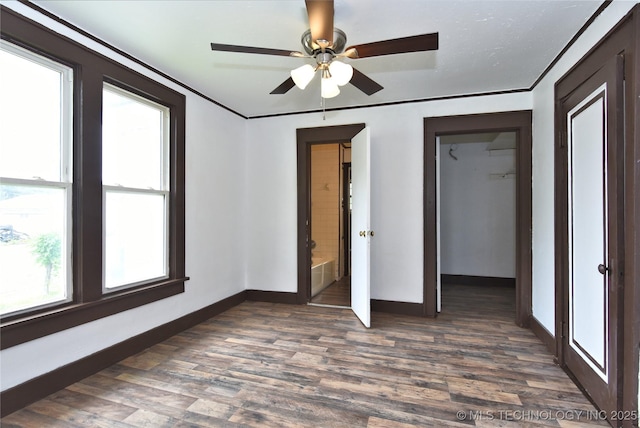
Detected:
[210,0,438,99]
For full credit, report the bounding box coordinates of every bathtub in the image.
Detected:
[311,258,335,297]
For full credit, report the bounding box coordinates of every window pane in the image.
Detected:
[102,86,166,189]
[0,46,64,182]
[0,185,69,315]
[105,191,166,289]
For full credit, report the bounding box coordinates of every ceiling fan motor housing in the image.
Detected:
[302,28,347,56]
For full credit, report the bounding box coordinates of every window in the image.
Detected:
[102,84,169,291]
[0,8,186,349]
[0,41,73,317]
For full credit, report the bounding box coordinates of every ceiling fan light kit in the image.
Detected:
[210,0,439,101]
[328,60,353,86]
[321,75,340,98]
[291,63,316,90]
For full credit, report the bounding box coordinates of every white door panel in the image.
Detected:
[351,127,371,328]
[568,85,608,382]
[558,49,622,421]
[567,85,609,381]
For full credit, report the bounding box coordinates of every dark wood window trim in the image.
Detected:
[0,7,187,349]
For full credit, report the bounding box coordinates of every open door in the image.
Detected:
[350,127,371,327]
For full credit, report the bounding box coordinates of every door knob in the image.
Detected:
[597,264,608,275]
[359,231,366,237]
[369,231,375,237]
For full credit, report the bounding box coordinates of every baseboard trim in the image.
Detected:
[0,290,246,418]
[529,315,556,355]
[245,289,299,304]
[372,299,425,317]
[441,274,516,287]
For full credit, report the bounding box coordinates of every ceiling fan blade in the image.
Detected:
[211,43,302,57]
[344,33,439,59]
[270,77,296,95]
[305,0,334,49]
[350,68,383,96]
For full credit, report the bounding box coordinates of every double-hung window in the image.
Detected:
[102,84,169,291]
[0,7,186,349]
[0,41,73,317]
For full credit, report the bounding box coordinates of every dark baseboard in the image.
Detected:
[441,274,516,287]
[529,315,556,356]
[245,289,299,304]
[372,299,425,317]
[0,290,246,418]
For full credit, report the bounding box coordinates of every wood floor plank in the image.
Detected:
[119,350,170,370]
[43,388,138,421]
[2,284,610,427]
[310,276,351,306]
[19,399,134,428]
[122,408,179,427]
[185,398,236,420]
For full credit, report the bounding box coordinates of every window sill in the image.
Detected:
[0,277,188,349]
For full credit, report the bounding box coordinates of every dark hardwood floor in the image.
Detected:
[2,284,608,427]
[310,276,351,307]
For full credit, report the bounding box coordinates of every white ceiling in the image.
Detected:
[30,0,605,118]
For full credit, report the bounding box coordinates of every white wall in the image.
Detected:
[245,93,531,303]
[0,2,248,392]
[440,142,516,278]
[530,0,638,335]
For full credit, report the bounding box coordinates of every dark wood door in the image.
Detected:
[559,54,624,419]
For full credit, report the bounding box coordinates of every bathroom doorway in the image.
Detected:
[296,123,371,327]
[308,142,351,307]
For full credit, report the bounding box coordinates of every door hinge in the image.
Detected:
[561,321,568,339]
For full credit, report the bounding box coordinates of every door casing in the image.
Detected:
[424,111,533,325]
[297,123,366,304]
[342,162,351,277]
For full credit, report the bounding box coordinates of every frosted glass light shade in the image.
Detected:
[291,64,315,90]
[321,77,340,98]
[328,60,353,86]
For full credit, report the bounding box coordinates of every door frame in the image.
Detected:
[424,111,533,326]
[297,123,366,304]
[342,161,351,277]
[554,6,639,423]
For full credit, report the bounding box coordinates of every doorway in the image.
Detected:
[308,142,351,307]
[438,131,518,312]
[424,111,532,325]
[297,123,372,327]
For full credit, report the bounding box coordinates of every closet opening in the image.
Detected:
[424,111,532,326]
[438,132,517,316]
